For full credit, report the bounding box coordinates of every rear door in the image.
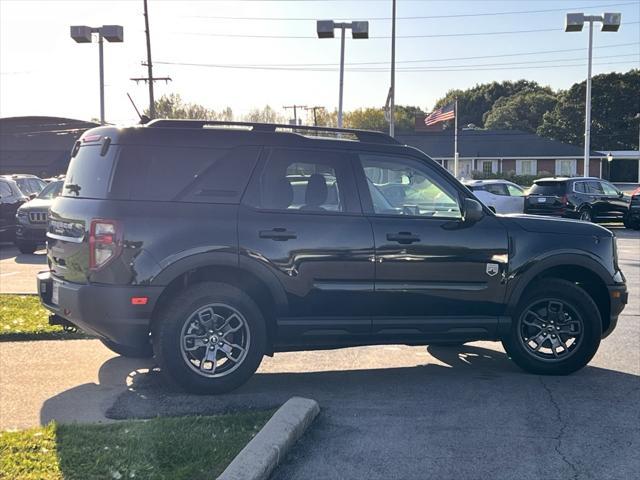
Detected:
[238,147,375,339]
[355,152,508,339]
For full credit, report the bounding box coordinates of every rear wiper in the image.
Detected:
[64,184,81,196]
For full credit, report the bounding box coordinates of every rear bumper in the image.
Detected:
[603,284,628,338]
[37,270,162,348]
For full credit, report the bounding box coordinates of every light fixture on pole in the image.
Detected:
[317,20,369,128]
[70,25,124,125]
[565,12,621,177]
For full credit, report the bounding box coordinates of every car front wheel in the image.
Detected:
[578,207,593,222]
[152,282,266,394]
[502,279,601,375]
[16,241,37,254]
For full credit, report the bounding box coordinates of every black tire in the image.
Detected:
[578,207,593,222]
[16,242,37,254]
[100,338,153,358]
[502,279,601,375]
[152,282,266,394]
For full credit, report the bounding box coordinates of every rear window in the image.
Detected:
[63,145,115,198]
[529,181,567,196]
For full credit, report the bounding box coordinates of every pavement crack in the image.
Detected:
[539,376,580,480]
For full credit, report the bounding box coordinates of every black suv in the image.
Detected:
[525,177,630,224]
[38,121,627,393]
[0,177,29,242]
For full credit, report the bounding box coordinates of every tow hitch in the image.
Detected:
[49,314,78,333]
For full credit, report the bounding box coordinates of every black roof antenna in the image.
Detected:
[127,93,150,124]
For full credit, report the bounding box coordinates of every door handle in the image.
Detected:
[386,232,420,244]
[259,228,297,241]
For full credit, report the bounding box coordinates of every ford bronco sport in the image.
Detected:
[38,120,628,393]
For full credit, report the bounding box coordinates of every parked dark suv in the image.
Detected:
[38,121,627,393]
[525,177,631,224]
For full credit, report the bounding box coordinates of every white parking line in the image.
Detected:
[0,272,19,277]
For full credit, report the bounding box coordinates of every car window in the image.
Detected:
[601,182,619,196]
[586,181,604,195]
[0,181,12,197]
[574,182,586,193]
[359,154,461,219]
[244,148,357,213]
[506,184,524,196]
[14,178,32,195]
[484,183,509,196]
[37,181,63,200]
[529,182,566,196]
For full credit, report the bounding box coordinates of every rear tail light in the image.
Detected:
[89,219,122,270]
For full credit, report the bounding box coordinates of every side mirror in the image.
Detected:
[463,198,484,223]
[488,205,497,214]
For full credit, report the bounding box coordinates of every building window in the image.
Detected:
[482,161,493,174]
[516,159,537,176]
[555,159,576,176]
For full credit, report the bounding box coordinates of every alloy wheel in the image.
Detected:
[517,298,584,362]
[179,303,251,378]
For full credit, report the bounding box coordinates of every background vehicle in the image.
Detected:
[1,174,46,199]
[15,180,64,253]
[525,177,631,224]
[464,179,526,214]
[613,182,640,195]
[38,121,627,394]
[0,177,29,242]
[623,187,640,230]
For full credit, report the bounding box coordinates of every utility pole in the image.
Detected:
[283,105,307,125]
[143,0,155,119]
[304,106,324,126]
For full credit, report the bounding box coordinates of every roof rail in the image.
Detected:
[146,119,399,145]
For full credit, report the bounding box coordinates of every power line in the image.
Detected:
[155,47,639,69]
[183,2,637,21]
[173,20,639,39]
[154,58,639,73]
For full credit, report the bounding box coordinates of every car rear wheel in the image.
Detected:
[152,282,266,394]
[502,279,601,375]
[100,338,153,358]
[16,241,37,254]
[579,207,593,222]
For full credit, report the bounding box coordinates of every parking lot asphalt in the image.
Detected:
[0,228,638,479]
[0,244,45,294]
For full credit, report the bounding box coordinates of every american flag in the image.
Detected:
[424,103,455,126]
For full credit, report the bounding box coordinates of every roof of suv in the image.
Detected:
[77,120,410,153]
[534,177,602,183]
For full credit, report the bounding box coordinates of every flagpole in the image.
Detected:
[454,98,459,179]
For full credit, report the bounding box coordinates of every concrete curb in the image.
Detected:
[218,397,320,480]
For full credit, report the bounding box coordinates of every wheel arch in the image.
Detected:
[150,253,288,353]
[506,254,611,334]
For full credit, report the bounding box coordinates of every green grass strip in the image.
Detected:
[0,294,88,341]
[0,411,273,480]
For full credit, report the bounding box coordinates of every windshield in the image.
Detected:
[37,181,63,199]
[14,177,45,195]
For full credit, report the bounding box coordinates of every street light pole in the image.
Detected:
[338,24,346,128]
[565,12,621,177]
[584,19,594,178]
[98,32,105,125]
[389,0,396,137]
[317,20,369,129]
[70,25,124,125]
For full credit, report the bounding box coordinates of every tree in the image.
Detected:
[538,69,639,150]
[342,105,425,132]
[243,105,285,123]
[483,91,557,132]
[145,93,233,121]
[433,80,554,128]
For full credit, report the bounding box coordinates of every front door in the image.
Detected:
[600,181,628,219]
[238,147,375,341]
[355,153,509,339]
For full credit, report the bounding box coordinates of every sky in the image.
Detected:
[1,0,639,125]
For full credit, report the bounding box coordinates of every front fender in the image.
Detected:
[504,250,614,314]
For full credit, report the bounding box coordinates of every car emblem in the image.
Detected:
[486,263,499,277]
